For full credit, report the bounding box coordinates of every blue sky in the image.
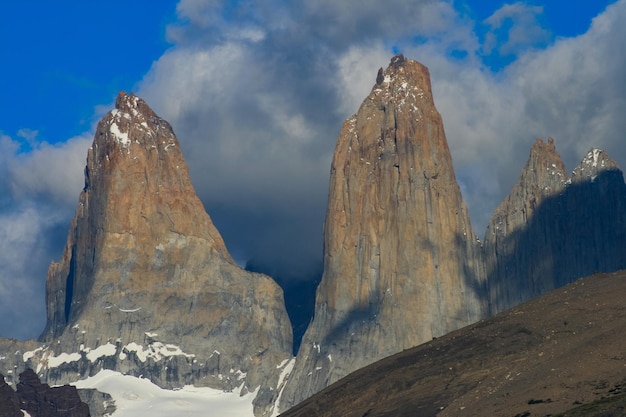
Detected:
[0,2,175,147]
[1,0,624,340]
[0,1,614,146]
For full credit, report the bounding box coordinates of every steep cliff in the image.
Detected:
[28,92,291,416]
[483,138,568,313]
[279,55,486,410]
[484,140,626,315]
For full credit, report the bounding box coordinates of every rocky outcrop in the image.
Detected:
[0,369,90,417]
[279,55,486,410]
[23,92,291,416]
[17,368,90,417]
[484,140,626,314]
[0,373,21,417]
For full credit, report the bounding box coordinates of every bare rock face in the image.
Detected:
[484,140,626,315]
[0,369,90,417]
[17,368,90,417]
[559,148,626,282]
[29,92,291,416]
[484,138,568,313]
[0,373,21,417]
[279,55,486,410]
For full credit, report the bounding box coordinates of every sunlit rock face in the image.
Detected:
[484,139,626,315]
[279,55,487,410]
[33,92,292,416]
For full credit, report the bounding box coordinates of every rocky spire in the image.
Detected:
[278,55,486,410]
[37,92,292,416]
[483,137,568,314]
[484,139,626,315]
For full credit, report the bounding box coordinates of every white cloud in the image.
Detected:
[0,204,62,340]
[135,0,626,257]
[3,0,626,340]
[16,128,39,143]
[0,132,91,340]
[482,2,551,57]
[508,0,626,165]
[6,135,91,205]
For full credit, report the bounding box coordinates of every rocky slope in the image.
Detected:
[1,369,90,417]
[280,270,626,417]
[6,92,292,416]
[279,55,486,410]
[484,139,626,315]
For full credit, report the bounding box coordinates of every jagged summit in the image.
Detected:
[571,147,622,182]
[484,137,626,315]
[104,91,174,150]
[485,137,567,239]
[369,54,434,122]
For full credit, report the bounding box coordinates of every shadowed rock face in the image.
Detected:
[0,373,21,417]
[484,138,568,313]
[484,139,626,315]
[34,92,292,416]
[279,55,486,410]
[0,369,89,417]
[17,368,90,417]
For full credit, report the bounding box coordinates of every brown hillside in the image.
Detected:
[281,270,626,417]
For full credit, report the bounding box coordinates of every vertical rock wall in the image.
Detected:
[484,139,626,315]
[279,55,486,409]
[36,92,292,416]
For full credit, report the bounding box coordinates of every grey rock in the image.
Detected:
[484,139,626,315]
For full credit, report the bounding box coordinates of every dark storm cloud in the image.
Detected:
[137,0,626,277]
[138,0,473,279]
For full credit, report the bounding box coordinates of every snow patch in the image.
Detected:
[270,358,295,417]
[23,347,44,362]
[118,307,141,313]
[110,123,131,147]
[73,370,254,417]
[47,352,82,368]
[122,342,195,363]
[85,343,117,363]
[276,359,290,369]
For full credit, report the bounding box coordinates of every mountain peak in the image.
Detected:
[279,56,485,410]
[99,90,173,152]
[38,93,292,415]
[571,148,622,182]
[368,55,433,113]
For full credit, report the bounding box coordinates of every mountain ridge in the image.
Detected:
[278,56,626,410]
[1,57,625,417]
[279,269,626,417]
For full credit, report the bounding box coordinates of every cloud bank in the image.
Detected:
[1,0,625,339]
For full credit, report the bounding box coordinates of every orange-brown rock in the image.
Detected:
[35,92,292,416]
[279,55,486,409]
